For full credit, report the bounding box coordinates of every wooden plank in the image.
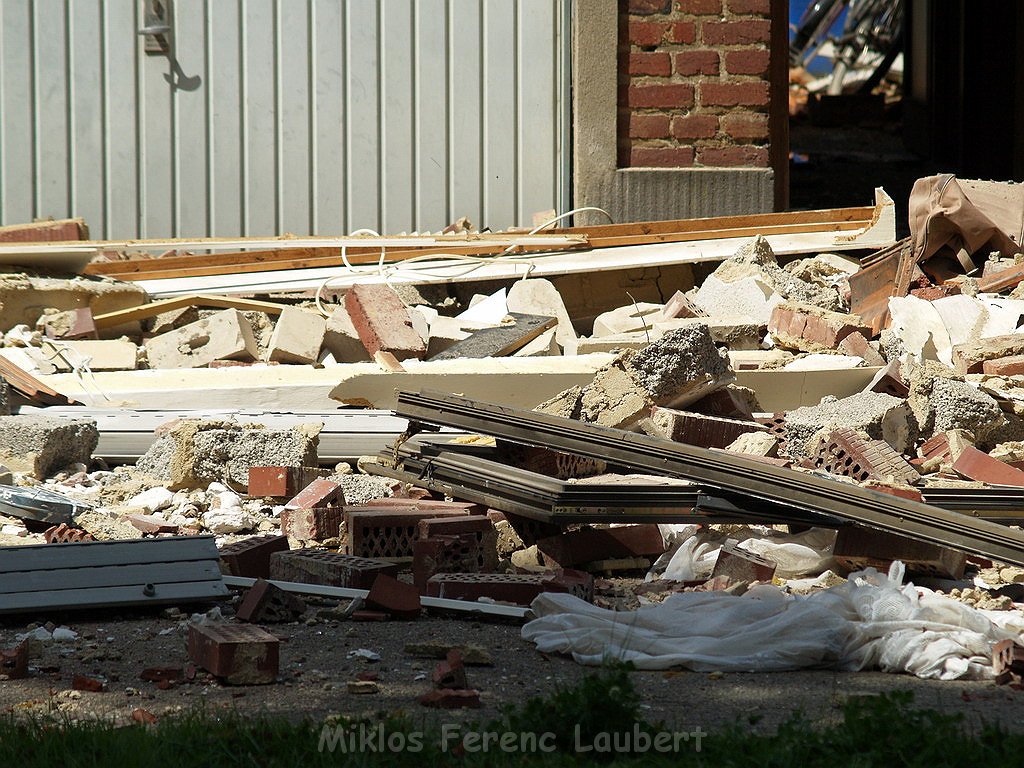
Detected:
[428,314,557,361]
[583,218,873,249]
[0,561,222,594]
[0,536,219,573]
[92,294,290,329]
[0,580,228,614]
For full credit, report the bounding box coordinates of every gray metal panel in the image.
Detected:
[0,535,220,572]
[0,0,567,238]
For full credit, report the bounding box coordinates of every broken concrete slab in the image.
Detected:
[136,419,320,491]
[267,307,327,365]
[144,309,259,369]
[0,274,145,337]
[905,359,1005,444]
[511,327,560,357]
[692,274,782,325]
[0,416,98,479]
[784,391,916,458]
[591,302,662,337]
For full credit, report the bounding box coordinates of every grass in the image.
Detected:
[1,665,1017,767]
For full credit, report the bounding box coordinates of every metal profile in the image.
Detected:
[393,390,1024,567]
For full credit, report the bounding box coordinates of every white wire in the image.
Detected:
[312,207,614,316]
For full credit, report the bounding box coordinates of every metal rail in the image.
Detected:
[394,391,1024,567]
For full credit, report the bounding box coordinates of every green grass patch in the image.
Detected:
[0,666,1016,767]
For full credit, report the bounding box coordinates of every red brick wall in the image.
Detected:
[618,0,774,168]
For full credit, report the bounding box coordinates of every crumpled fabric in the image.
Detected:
[522,562,1020,680]
[909,174,1018,266]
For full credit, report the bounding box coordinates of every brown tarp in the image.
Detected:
[909,174,1019,268]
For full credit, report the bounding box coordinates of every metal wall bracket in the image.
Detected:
[138,0,172,55]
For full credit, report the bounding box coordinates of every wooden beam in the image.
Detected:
[92,294,291,329]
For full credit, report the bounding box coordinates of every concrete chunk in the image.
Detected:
[267,307,326,364]
[144,309,259,369]
[953,335,1024,375]
[592,302,662,337]
[784,392,916,458]
[42,339,138,371]
[692,274,782,325]
[506,278,577,353]
[0,416,98,479]
[906,360,1005,443]
[321,306,372,363]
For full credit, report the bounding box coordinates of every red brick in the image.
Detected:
[418,515,495,540]
[700,81,770,107]
[837,331,885,366]
[918,432,952,463]
[132,708,158,725]
[768,303,871,350]
[697,145,770,167]
[344,283,426,361]
[536,525,666,568]
[833,526,966,579]
[218,535,290,579]
[910,284,961,301]
[953,446,1024,488]
[44,523,95,543]
[43,307,97,340]
[629,0,672,13]
[248,466,328,498]
[728,0,770,13]
[644,407,766,448]
[285,478,345,510]
[671,114,719,139]
[236,578,306,623]
[982,356,1024,376]
[711,542,776,583]
[629,146,695,167]
[809,427,919,485]
[627,83,694,109]
[628,51,671,76]
[867,359,910,398]
[702,19,770,45]
[269,550,398,589]
[365,573,421,619]
[720,112,768,140]
[139,667,184,684]
[690,387,754,420]
[426,570,593,605]
[677,0,722,14]
[280,507,343,541]
[667,21,697,43]
[673,49,720,75]
[952,335,1024,374]
[629,113,672,139]
[127,514,178,535]
[0,642,28,680]
[628,20,668,46]
[419,688,481,709]
[862,480,924,503]
[724,48,770,76]
[414,535,481,592]
[187,623,279,685]
[433,649,468,689]
[364,498,482,514]
[0,218,87,243]
[345,507,470,560]
[72,674,105,692]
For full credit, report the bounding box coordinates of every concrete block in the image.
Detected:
[506,278,577,353]
[512,327,560,357]
[43,339,137,371]
[321,306,372,363]
[344,284,426,361]
[725,431,779,457]
[144,310,259,369]
[247,466,329,498]
[833,526,966,579]
[365,573,421,619]
[641,407,766,449]
[267,307,326,364]
[768,301,871,353]
[425,570,593,605]
[711,541,777,584]
[906,360,1005,443]
[575,332,653,354]
[655,315,766,350]
[269,550,398,589]
[280,507,343,541]
[187,622,279,684]
[783,392,916,458]
[952,334,1024,375]
[591,302,662,337]
[0,416,98,479]
[0,274,145,337]
[236,578,306,623]
[578,324,734,429]
[218,535,290,579]
[692,274,782,325]
[345,507,469,560]
[535,525,665,568]
[533,385,583,420]
[136,419,320,490]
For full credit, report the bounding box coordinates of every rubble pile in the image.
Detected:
[4,177,1024,702]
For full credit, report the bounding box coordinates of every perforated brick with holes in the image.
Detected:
[269,550,398,589]
[218,535,290,579]
[809,427,918,485]
[755,413,788,456]
[426,570,593,605]
[345,507,469,560]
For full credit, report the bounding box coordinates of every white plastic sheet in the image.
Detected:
[522,563,1021,680]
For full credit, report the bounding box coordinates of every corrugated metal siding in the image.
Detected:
[0,0,568,239]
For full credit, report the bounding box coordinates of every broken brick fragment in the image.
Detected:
[432,649,468,690]
[419,688,482,709]
[218,535,290,579]
[365,573,421,620]
[344,283,426,361]
[187,623,279,685]
[72,674,105,692]
[236,578,306,623]
[0,642,28,680]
